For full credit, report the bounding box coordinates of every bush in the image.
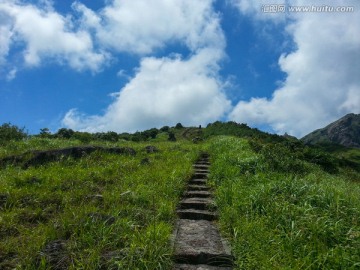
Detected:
[175,123,184,129]
[168,132,176,141]
[160,126,170,132]
[0,123,27,144]
[260,143,308,174]
[73,132,93,144]
[55,128,75,139]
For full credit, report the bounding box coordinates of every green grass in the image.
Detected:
[207,136,360,269]
[0,139,201,269]
[1,134,359,269]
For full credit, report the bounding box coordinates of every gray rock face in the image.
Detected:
[172,154,233,269]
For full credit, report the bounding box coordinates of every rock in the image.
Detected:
[144,145,159,153]
[140,158,150,165]
[173,220,233,266]
[38,240,70,270]
[192,137,204,144]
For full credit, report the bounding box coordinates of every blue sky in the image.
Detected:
[1,0,359,137]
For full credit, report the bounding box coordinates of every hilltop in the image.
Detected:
[301,113,360,148]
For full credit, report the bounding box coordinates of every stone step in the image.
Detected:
[194,169,210,174]
[193,173,209,179]
[187,185,210,191]
[193,164,210,168]
[184,191,211,198]
[179,197,215,210]
[189,179,207,185]
[195,162,210,166]
[177,209,217,221]
[173,220,233,267]
[174,264,232,270]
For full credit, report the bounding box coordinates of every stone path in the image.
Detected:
[172,154,233,270]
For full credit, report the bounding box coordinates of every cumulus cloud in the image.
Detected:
[73,0,224,54]
[63,49,231,132]
[62,0,231,132]
[229,0,360,137]
[0,0,108,72]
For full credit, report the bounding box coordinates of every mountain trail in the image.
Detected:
[172,153,234,270]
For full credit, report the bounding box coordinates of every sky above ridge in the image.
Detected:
[0,0,359,137]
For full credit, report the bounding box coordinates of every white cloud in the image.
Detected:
[229,0,289,22]
[62,0,231,132]
[73,0,224,54]
[0,0,108,72]
[63,49,231,132]
[0,24,12,65]
[6,67,16,81]
[229,0,360,137]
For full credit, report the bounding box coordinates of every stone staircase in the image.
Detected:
[172,153,233,270]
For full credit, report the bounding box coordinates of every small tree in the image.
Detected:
[39,128,52,138]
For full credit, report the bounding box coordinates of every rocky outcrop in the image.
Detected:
[301,113,360,148]
[0,146,136,168]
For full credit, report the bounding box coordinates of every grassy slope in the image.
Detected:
[207,136,360,269]
[0,138,201,269]
[1,129,360,269]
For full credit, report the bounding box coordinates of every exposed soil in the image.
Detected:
[172,153,233,269]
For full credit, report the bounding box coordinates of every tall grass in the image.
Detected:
[0,140,200,269]
[208,136,360,269]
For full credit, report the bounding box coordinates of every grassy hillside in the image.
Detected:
[0,122,359,269]
[0,138,200,269]
[207,136,360,269]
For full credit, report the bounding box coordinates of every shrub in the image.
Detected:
[55,128,75,139]
[160,126,170,132]
[168,132,176,141]
[175,123,184,129]
[0,123,27,144]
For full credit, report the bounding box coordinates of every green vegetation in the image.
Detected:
[208,136,360,269]
[1,122,359,269]
[0,137,200,269]
[0,123,27,145]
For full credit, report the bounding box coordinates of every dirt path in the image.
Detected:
[172,154,233,270]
